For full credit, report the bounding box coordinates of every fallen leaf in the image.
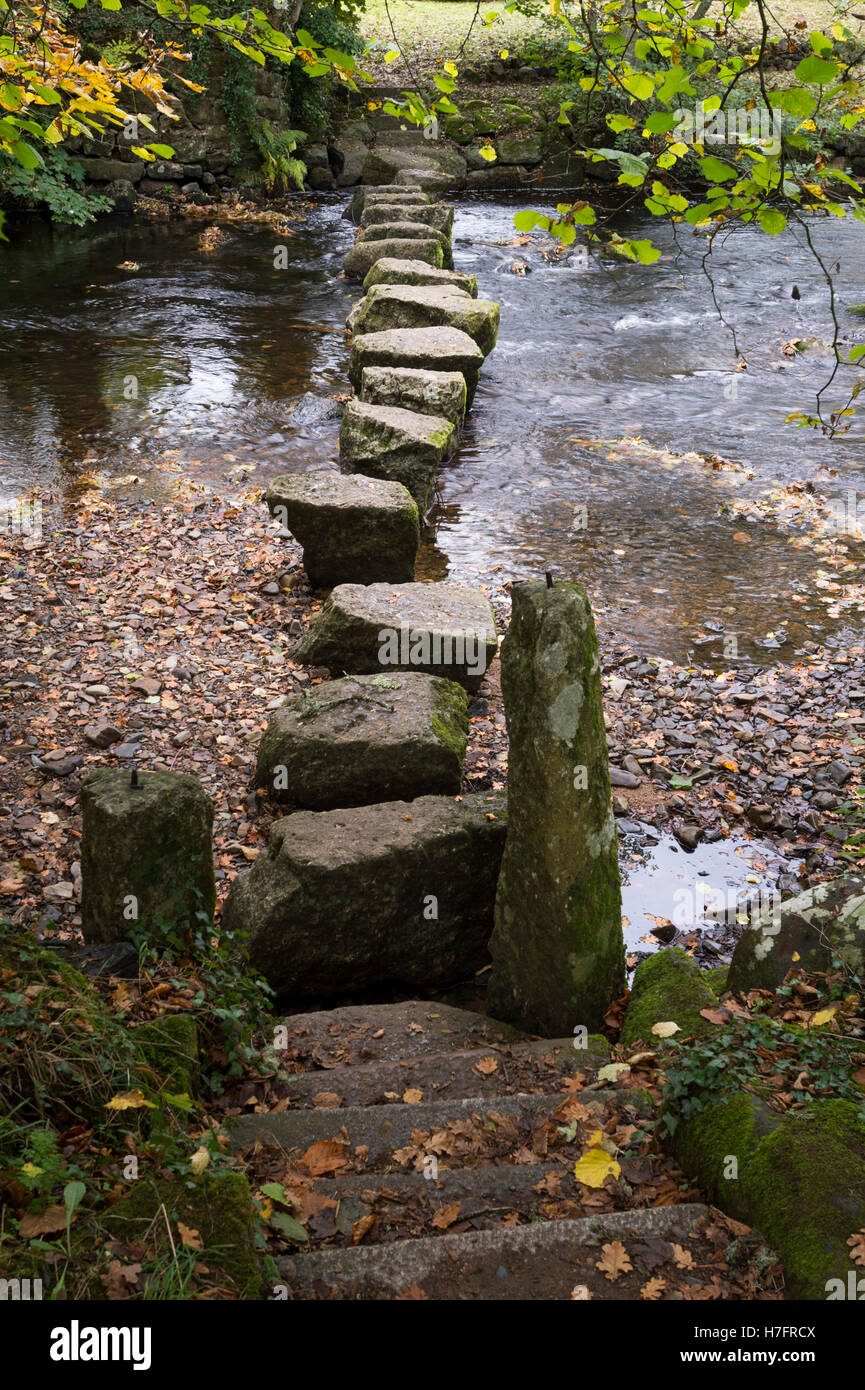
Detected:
[641,1275,667,1300]
[177,1222,202,1249]
[18,1205,67,1238]
[848,1230,865,1267]
[403,1088,424,1104]
[474,1057,499,1076]
[597,1240,632,1280]
[651,1021,681,1038]
[105,1090,155,1112]
[671,1242,695,1270]
[431,1203,461,1230]
[300,1139,349,1175]
[189,1147,210,1176]
[574,1147,621,1188]
[351,1214,376,1245]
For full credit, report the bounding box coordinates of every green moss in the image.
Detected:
[669,1090,780,1224]
[621,947,717,1047]
[430,677,469,763]
[105,1171,263,1299]
[704,965,729,995]
[133,1014,200,1097]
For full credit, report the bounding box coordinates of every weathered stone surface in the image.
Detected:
[497,133,543,166]
[356,220,453,270]
[467,165,529,191]
[265,471,418,587]
[343,236,443,281]
[395,167,454,198]
[348,284,499,357]
[81,769,215,944]
[339,399,454,513]
[292,581,498,691]
[362,146,467,189]
[348,186,430,222]
[359,201,454,237]
[104,179,136,213]
[728,873,865,996]
[487,580,624,1035]
[348,327,484,408]
[221,792,507,996]
[360,365,467,431]
[363,257,477,297]
[621,948,717,1046]
[334,140,367,188]
[256,672,468,809]
[76,157,145,183]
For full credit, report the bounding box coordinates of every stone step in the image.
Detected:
[339,399,454,514]
[349,187,431,221]
[344,236,445,281]
[349,284,499,357]
[363,258,477,298]
[265,471,419,588]
[221,791,506,1001]
[273,1036,609,1107]
[348,327,484,407]
[291,580,498,690]
[274,1000,527,1067]
[231,1090,559,1164]
[277,1204,712,1299]
[359,365,467,431]
[255,672,468,812]
[359,202,454,238]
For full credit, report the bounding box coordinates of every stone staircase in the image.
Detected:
[229,1000,741,1301]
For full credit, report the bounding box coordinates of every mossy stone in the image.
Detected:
[621,948,717,1047]
[133,1014,200,1096]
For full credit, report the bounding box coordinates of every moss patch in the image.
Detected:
[621,948,717,1047]
[133,1015,200,1097]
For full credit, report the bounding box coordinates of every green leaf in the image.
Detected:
[10,140,41,170]
[700,155,738,182]
[64,1181,85,1223]
[270,1212,308,1243]
[622,72,654,101]
[384,49,399,64]
[513,209,541,231]
[757,207,786,235]
[644,111,677,134]
[850,346,865,363]
[795,54,837,84]
[606,113,636,133]
[669,775,693,788]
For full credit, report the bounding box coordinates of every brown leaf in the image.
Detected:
[671,1242,695,1270]
[300,1138,349,1175]
[699,1007,732,1025]
[311,1092,342,1109]
[18,1204,67,1238]
[431,1203,461,1230]
[394,1283,429,1299]
[641,1275,667,1300]
[177,1221,202,1249]
[847,1230,865,1267]
[474,1056,499,1076]
[351,1214,376,1245]
[597,1240,632,1280]
[402,1088,424,1104]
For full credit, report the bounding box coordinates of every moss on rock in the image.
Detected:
[621,948,717,1047]
[133,1014,200,1097]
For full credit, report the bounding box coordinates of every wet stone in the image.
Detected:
[339,399,454,514]
[347,284,499,357]
[363,258,477,297]
[360,365,467,431]
[348,327,484,408]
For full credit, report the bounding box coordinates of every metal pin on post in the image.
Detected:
[130,764,139,789]
[545,571,553,589]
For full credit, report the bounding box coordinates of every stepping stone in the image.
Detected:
[355,220,454,270]
[348,284,499,357]
[360,365,467,431]
[221,791,507,998]
[265,471,419,588]
[274,1205,711,1300]
[359,202,454,237]
[344,236,444,281]
[292,581,498,690]
[363,146,466,191]
[256,671,468,810]
[339,399,454,514]
[274,999,526,1065]
[348,186,430,221]
[364,257,477,297]
[349,327,485,407]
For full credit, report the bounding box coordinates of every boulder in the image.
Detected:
[362,145,467,189]
[80,769,215,945]
[621,948,718,1047]
[265,470,419,587]
[347,284,499,357]
[292,581,498,691]
[256,672,468,808]
[496,133,543,166]
[104,179,136,214]
[355,220,453,270]
[75,157,145,184]
[348,326,484,408]
[396,168,455,198]
[221,792,507,997]
[348,186,430,222]
[486,580,624,1035]
[466,165,530,190]
[363,257,477,297]
[339,399,454,513]
[334,141,367,188]
[359,201,454,237]
[344,236,444,281]
[727,873,865,996]
[360,365,467,431]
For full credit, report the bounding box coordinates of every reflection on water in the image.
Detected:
[2,195,864,660]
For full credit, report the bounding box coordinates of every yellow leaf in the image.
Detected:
[177,1221,202,1249]
[189,1147,211,1175]
[811,1006,837,1027]
[651,1021,681,1038]
[105,1089,155,1111]
[574,1147,621,1188]
[403,1088,424,1103]
[500,49,509,59]
[792,951,800,962]
[20,1162,43,1178]
[478,142,497,162]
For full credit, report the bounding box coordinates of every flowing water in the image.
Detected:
[2,194,860,945]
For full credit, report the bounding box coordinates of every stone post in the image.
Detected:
[81,769,216,944]
[486,579,624,1034]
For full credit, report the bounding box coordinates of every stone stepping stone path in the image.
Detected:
[359,365,467,431]
[363,258,477,297]
[339,399,454,513]
[221,793,506,997]
[358,201,455,237]
[344,235,445,280]
[292,581,498,689]
[266,471,419,587]
[347,284,500,356]
[255,671,468,810]
[349,326,484,405]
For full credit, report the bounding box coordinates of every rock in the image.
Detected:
[347,285,499,357]
[609,767,640,788]
[256,672,468,809]
[292,582,498,691]
[362,146,467,190]
[359,202,454,238]
[355,220,453,270]
[486,580,624,1035]
[131,676,162,696]
[466,165,529,190]
[536,150,588,189]
[80,769,216,944]
[104,179,136,213]
[75,157,145,183]
[339,399,454,513]
[181,180,202,197]
[221,792,507,997]
[348,186,431,221]
[301,143,331,171]
[496,133,543,167]
[348,327,484,408]
[334,141,367,188]
[265,471,419,587]
[360,365,467,431]
[363,257,477,297]
[343,236,444,281]
[84,722,123,749]
[307,165,335,190]
[727,873,865,995]
[621,948,718,1046]
[133,1013,199,1096]
[396,167,457,198]
[674,824,702,850]
[150,160,185,181]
